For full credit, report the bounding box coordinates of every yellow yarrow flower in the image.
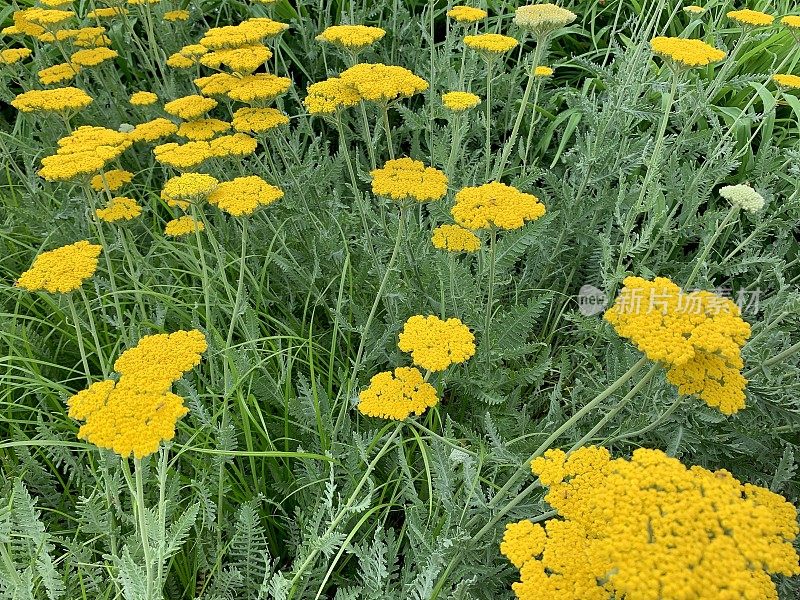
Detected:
[357,367,439,420]
[200,17,288,49]
[464,33,519,55]
[773,73,800,89]
[398,315,476,372]
[38,62,80,84]
[452,182,546,230]
[195,72,240,95]
[650,36,725,67]
[164,94,218,120]
[208,175,283,216]
[67,330,207,458]
[208,133,258,157]
[130,118,178,143]
[441,91,481,111]
[224,73,292,102]
[12,87,93,113]
[70,46,118,67]
[167,53,195,68]
[165,215,204,237]
[604,276,751,414]
[370,158,448,202]
[153,141,212,168]
[91,169,133,192]
[232,107,289,133]
[513,4,576,37]
[304,77,362,114]
[316,24,386,50]
[161,172,219,209]
[23,8,74,27]
[339,63,428,102]
[38,126,130,181]
[683,5,705,14]
[177,118,231,141]
[503,446,800,600]
[96,196,142,222]
[164,9,190,21]
[781,15,800,29]
[447,5,487,23]
[65,27,112,48]
[16,241,102,293]
[86,7,128,18]
[199,45,272,74]
[727,8,774,27]
[130,91,159,106]
[431,224,481,252]
[0,47,32,64]
[534,65,554,77]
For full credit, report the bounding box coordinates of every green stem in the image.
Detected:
[65,294,92,385]
[484,60,494,181]
[483,227,497,356]
[382,104,395,160]
[684,204,739,288]
[359,102,377,170]
[133,458,155,600]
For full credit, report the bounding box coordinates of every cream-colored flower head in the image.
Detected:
[514,4,576,38]
[719,184,765,213]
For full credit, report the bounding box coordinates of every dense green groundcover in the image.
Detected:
[1,0,800,597]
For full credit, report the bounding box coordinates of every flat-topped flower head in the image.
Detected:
[442,91,481,111]
[447,6,487,23]
[507,446,800,599]
[232,107,289,133]
[165,215,204,237]
[164,9,190,21]
[161,173,219,209]
[371,158,448,202]
[12,87,92,113]
[727,8,774,27]
[16,241,101,293]
[772,73,800,89]
[200,17,288,49]
[38,62,80,84]
[96,196,142,222]
[130,91,158,106]
[0,48,32,64]
[316,24,386,50]
[452,181,545,230]
[38,126,130,181]
[514,4,576,37]
[358,367,438,420]
[86,7,127,18]
[304,77,362,114]
[91,169,133,192]
[464,33,519,55]
[178,118,231,141]
[130,118,178,143]
[339,63,428,102]
[208,133,258,157]
[208,175,283,216]
[199,45,272,74]
[534,66,554,77]
[604,276,751,414]
[650,36,725,67]
[68,330,207,458]
[781,15,800,29]
[431,224,481,252]
[164,95,218,120]
[683,5,705,14]
[70,47,117,67]
[21,7,74,27]
[194,72,239,95]
[398,315,476,371]
[719,183,765,212]
[224,73,292,103]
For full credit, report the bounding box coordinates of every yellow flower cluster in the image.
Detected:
[39,26,111,47]
[0,48,32,64]
[67,330,207,458]
[96,196,142,222]
[16,241,102,293]
[199,45,272,74]
[38,62,80,84]
[782,15,800,29]
[684,5,705,14]
[534,66,553,77]
[339,63,428,102]
[232,107,289,133]
[208,175,283,216]
[773,73,800,89]
[167,44,206,68]
[164,94,218,120]
[39,126,131,181]
[12,87,93,113]
[164,9,190,22]
[178,118,231,141]
[153,133,257,168]
[451,182,546,230]
[199,17,288,49]
[225,73,293,102]
[513,4,576,36]
[650,36,726,67]
[161,173,219,209]
[727,8,774,27]
[370,158,448,202]
[165,215,205,237]
[316,24,386,50]
[70,46,118,67]
[304,77,362,114]
[441,91,481,111]
[500,446,800,600]
[86,7,127,18]
[91,169,133,192]
[357,367,439,420]
[397,315,476,371]
[464,33,519,55]
[431,224,481,252]
[130,91,159,106]
[447,6,487,23]
[604,276,751,414]
[129,118,178,143]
